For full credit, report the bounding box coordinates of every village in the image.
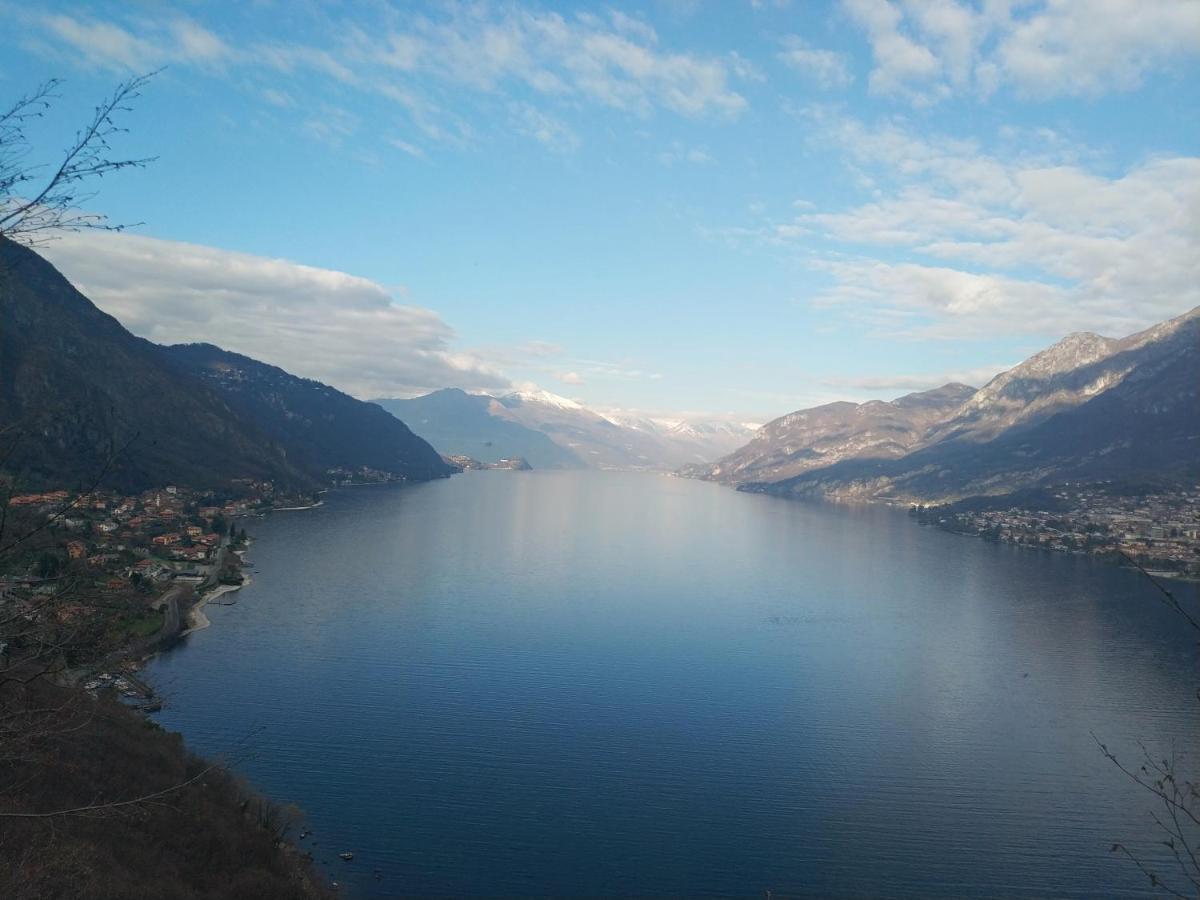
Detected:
[915,484,1200,579]
[0,479,319,707]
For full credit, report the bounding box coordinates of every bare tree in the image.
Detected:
[0,73,176,816]
[1098,555,1200,898]
[0,72,157,247]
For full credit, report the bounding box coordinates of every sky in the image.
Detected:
[2,0,1198,421]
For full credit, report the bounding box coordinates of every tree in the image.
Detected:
[0,72,156,248]
[0,74,171,815]
[33,551,62,579]
[1099,555,1199,897]
[0,77,331,898]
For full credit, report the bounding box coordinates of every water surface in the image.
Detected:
[147,471,1198,897]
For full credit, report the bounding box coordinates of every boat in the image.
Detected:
[339,852,354,861]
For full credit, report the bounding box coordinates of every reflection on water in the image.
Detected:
[147,471,1197,898]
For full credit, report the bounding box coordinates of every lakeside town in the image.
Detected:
[0,478,321,708]
[912,484,1200,579]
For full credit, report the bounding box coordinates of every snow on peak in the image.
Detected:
[502,388,585,411]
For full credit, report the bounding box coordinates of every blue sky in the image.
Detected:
[3,0,1198,420]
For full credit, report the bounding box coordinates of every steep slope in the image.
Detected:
[923,332,1126,444]
[162,345,454,482]
[755,308,1200,503]
[691,383,977,485]
[374,389,582,469]
[0,238,312,492]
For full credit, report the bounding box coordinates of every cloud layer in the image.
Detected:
[40,232,509,399]
[25,4,749,158]
[777,111,1200,340]
[842,0,1200,104]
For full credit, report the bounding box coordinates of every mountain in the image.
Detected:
[0,238,311,492]
[373,389,582,469]
[688,383,977,485]
[378,388,756,470]
[493,390,664,469]
[0,238,450,491]
[725,308,1200,504]
[496,390,758,469]
[161,344,454,482]
[595,410,760,468]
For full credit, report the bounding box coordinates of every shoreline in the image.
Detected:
[181,574,254,636]
[723,477,1200,584]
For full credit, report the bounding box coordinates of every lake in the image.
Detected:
[145,470,1198,897]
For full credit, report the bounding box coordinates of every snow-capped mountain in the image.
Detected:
[376,386,759,471]
[496,390,756,469]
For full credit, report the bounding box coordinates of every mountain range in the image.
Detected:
[7,233,1194,501]
[160,344,453,483]
[374,389,583,469]
[0,238,452,492]
[375,388,757,470]
[692,307,1200,504]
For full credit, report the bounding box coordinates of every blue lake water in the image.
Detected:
[146,470,1198,897]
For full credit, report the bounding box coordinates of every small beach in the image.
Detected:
[182,574,254,636]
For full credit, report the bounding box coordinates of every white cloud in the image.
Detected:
[38,14,161,70]
[658,141,714,165]
[510,103,580,152]
[39,231,510,400]
[38,13,232,71]
[337,5,747,124]
[812,258,1072,338]
[28,4,749,154]
[838,0,1200,103]
[778,37,854,89]
[557,371,585,385]
[777,112,1200,338]
[260,87,295,108]
[301,105,360,147]
[169,19,233,65]
[386,137,426,159]
[994,0,1200,96]
[843,0,943,102]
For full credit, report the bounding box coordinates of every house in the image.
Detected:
[66,540,87,560]
[152,533,182,546]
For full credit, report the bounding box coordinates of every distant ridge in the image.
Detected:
[162,344,454,483]
[374,389,583,469]
[378,388,758,470]
[696,307,1200,504]
[686,383,977,485]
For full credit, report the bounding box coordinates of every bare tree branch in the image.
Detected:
[0,71,158,247]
